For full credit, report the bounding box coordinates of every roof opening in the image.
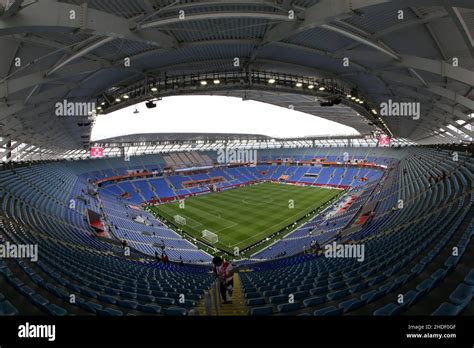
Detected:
[91,95,359,141]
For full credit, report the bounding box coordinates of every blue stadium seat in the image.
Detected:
[117,299,138,310]
[313,306,342,316]
[79,301,103,314]
[177,299,196,308]
[137,303,162,314]
[280,286,297,295]
[31,294,50,308]
[328,281,344,290]
[368,275,386,286]
[277,302,299,313]
[310,286,328,296]
[339,298,364,313]
[262,290,279,297]
[97,308,124,316]
[45,304,68,316]
[8,277,24,289]
[431,303,463,316]
[19,286,35,297]
[360,290,384,304]
[97,294,117,304]
[416,279,434,294]
[303,296,326,308]
[292,291,309,300]
[448,284,473,306]
[463,269,474,286]
[327,289,349,301]
[297,284,313,291]
[400,290,421,308]
[269,295,287,304]
[250,305,274,316]
[244,292,260,299]
[165,307,187,316]
[80,287,98,299]
[349,282,368,294]
[246,298,266,306]
[373,303,402,316]
[136,294,155,302]
[430,268,448,283]
[444,256,460,271]
[155,297,175,305]
[0,300,19,315]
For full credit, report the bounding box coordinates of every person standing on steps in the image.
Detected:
[212,256,234,304]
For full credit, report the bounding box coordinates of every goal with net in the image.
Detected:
[174,215,186,225]
[202,230,218,244]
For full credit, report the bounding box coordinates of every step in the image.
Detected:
[195,273,248,316]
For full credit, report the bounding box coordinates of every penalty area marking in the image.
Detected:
[229,202,324,249]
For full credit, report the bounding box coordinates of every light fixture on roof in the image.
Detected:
[351,96,356,100]
[115,98,121,102]
[123,95,129,99]
[268,78,276,84]
[146,100,157,109]
[371,109,377,115]
[347,94,352,98]
[97,106,102,110]
[358,100,364,104]
[318,86,326,91]
[200,80,208,86]
[151,87,158,92]
[308,84,315,89]
[213,79,220,85]
[355,98,360,102]
[100,102,106,106]
[296,82,303,87]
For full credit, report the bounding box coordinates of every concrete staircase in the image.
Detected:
[163,175,178,196]
[196,273,248,316]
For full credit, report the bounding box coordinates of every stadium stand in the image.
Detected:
[1,146,473,316]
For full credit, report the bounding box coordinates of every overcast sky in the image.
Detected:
[91,95,359,141]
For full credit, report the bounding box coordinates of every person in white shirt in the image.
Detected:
[212,256,234,304]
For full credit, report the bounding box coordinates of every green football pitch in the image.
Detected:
[149,182,341,255]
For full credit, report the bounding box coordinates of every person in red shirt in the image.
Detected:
[212,256,234,304]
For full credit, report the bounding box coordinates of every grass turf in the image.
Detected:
[149,182,341,255]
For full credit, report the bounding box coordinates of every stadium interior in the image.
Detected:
[0,0,473,322]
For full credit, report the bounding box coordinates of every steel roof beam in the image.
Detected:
[320,24,400,61]
[447,7,474,57]
[46,36,115,76]
[396,55,474,87]
[264,0,474,44]
[0,0,23,19]
[138,12,292,30]
[0,60,106,98]
[0,0,176,48]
